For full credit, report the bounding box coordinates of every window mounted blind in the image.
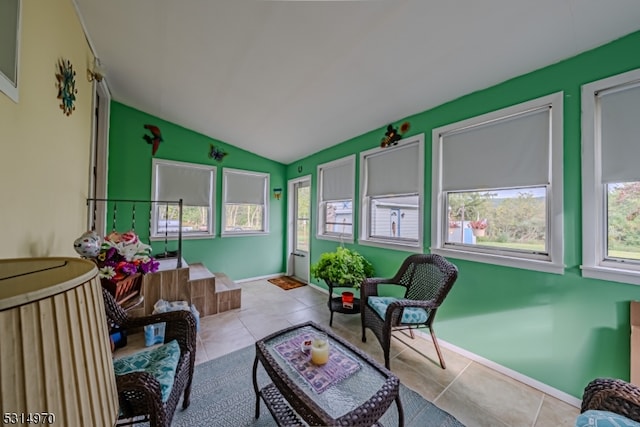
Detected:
[224,170,267,204]
[441,107,550,191]
[156,162,213,206]
[365,142,420,197]
[600,82,640,183]
[321,158,354,201]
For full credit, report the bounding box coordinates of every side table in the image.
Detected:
[326,280,360,327]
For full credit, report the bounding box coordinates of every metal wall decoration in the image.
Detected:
[56,59,77,116]
[209,144,228,162]
[380,121,410,148]
[143,124,163,155]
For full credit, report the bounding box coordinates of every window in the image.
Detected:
[582,69,640,285]
[431,93,564,273]
[151,159,215,239]
[222,168,269,235]
[359,134,424,251]
[317,155,355,242]
[0,0,20,102]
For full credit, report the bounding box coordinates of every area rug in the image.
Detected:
[171,344,464,427]
[267,275,307,291]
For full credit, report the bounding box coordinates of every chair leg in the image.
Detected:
[430,328,446,369]
[408,328,415,339]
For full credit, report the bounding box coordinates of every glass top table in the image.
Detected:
[253,321,404,426]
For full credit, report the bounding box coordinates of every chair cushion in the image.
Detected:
[113,339,181,402]
[576,410,640,427]
[368,296,429,324]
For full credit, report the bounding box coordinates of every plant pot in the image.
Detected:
[341,291,354,304]
[341,291,354,309]
[472,228,486,237]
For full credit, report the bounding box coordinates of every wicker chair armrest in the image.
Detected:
[123,310,197,353]
[581,378,640,422]
[361,277,396,299]
[115,371,163,414]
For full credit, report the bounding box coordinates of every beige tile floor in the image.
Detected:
[126,278,581,426]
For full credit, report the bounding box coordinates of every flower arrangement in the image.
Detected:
[467,219,488,230]
[449,221,461,229]
[94,231,159,282]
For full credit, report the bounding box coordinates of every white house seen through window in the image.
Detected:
[317,155,355,242]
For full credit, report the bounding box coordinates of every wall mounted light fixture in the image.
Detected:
[87,58,105,82]
[273,188,282,200]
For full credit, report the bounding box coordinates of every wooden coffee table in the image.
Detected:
[253,321,404,426]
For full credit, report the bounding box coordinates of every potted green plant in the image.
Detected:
[310,246,374,290]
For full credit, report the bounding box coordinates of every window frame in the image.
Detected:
[359,134,424,252]
[581,69,640,285]
[0,0,21,102]
[316,155,355,243]
[221,167,269,237]
[150,158,216,240]
[431,92,564,274]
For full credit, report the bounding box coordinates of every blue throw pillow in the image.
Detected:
[113,339,181,402]
[576,410,640,427]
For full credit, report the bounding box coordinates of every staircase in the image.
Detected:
[128,261,241,318]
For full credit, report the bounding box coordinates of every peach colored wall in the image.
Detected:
[0,0,94,258]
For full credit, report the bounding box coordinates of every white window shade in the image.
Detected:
[366,142,420,197]
[156,162,212,206]
[321,158,354,201]
[600,82,640,183]
[225,170,267,204]
[441,107,550,191]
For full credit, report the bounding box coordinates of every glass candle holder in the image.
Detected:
[310,332,329,365]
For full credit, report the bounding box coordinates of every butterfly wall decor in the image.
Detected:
[209,144,228,162]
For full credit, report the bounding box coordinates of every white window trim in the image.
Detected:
[150,158,216,240]
[359,133,424,252]
[431,92,564,274]
[581,69,640,285]
[0,0,21,103]
[221,168,269,237]
[316,155,355,243]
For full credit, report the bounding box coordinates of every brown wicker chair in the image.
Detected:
[361,253,458,370]
[102,287,197,427]
[579,378,640,423]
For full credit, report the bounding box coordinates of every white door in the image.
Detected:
[289,176,311,282]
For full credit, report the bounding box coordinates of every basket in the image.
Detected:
[101,273,142,306]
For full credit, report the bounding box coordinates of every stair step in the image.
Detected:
[189,263,215,280]
[214,272,239,290]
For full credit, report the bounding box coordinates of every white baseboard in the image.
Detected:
[235,272,285,283]
[234,274,581,407]
[410,330,582,408]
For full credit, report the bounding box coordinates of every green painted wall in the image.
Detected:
[107,102,287,280]
[287,30,640,398]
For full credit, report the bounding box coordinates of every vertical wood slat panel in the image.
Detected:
[0,260,117,426]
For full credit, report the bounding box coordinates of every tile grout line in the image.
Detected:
[432,359,473,404]
[531,393,545,427]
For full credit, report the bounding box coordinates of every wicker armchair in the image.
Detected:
[102,287,197,427]
[361,253,458,370]
[579,378,640,423]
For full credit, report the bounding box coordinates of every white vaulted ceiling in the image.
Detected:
[73,0,640,164]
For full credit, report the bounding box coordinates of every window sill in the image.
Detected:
[317,234,354,244]
[431,247,565,275]
[358,238,422,253]
[581,265,640,286]
[150,233,214,241]
[222,231,269,237]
